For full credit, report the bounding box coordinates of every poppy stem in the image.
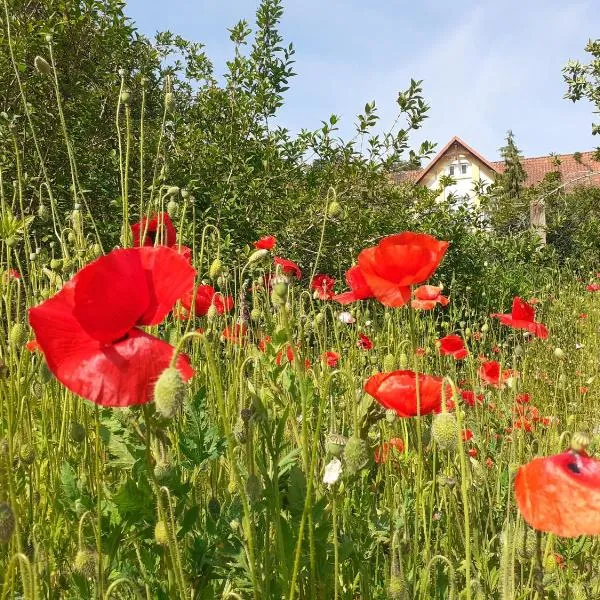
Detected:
[534,530,545,599]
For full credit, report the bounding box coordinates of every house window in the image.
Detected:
[461,164,468,175]
[448,165,455,176]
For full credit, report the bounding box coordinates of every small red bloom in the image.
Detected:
[492,345,501,354]
[411,285,450,310]
[333,265,373,304]
[365,370,452,417]
[515,450,600,537]
[357,333,373,350]
[258,336,272,352]
[374,437,405,464]
[438,334,468,360]
[4,268,21,281]
[579,386,589,394]
[311,274,336,300]
[468,448,478,457]
[478,360,515,389]
[415,347,426,357]
[485,458,495,469]
[180,285,233,317]
[515,393,531,404]
[579,313,588,319]
[586,283,600,292]
[357,232,449,307]
[491,297,548,339]
[131,212,177,248]
[462,429,474,441]
[472,331,482,341]
[222,324,247,344]
[212,293,234,314]
[254,235,276,250]
[26,339,41,352]
[28,247,195,407]
[460,390,484,407]
[322,351,340,368]
[274,256,301,279]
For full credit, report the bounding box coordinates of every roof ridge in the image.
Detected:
[493,150,598,163]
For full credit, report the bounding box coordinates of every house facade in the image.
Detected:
[394,136,600,204]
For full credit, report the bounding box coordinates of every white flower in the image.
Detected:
[323,458,342,485]
[338,311,355,324]
[575,343,584,350]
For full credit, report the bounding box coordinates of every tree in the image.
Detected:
[498,130,527,198]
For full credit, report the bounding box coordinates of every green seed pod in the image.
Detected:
[73,548,98,579]
[70,422,86,444]
[10,323,29,347]
[325,433,347,458]
[250,308,262,322]
[327,200,342,218]
[34,55,52,75]
[383,353,396,372]
[153,367,186,419]
[167,199,178,218]
[343,436,370,477]
[154,521,169,546]
[209,258,223,280]
[246,474,263,502]
[431,413,458,451]
[0,503,16,543]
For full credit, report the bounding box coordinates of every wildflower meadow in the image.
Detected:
[1,1,600,598]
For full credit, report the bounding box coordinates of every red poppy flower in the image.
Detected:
[515,393,531,404]
[438,334,468,360]
[333,265,373,304]
[485,458,495,469]
[274,256,301,279]
[478,360,515,389]
[415,347,426,357]
[357,333,373,350]
[180,285,233,317]
[357,232,449,307]
[3,268,21,283]
[412,285,450,310]
[276,344,296,365]
[222,324,247,344]
[311,274,336,300]
[322,351,340,368]
[460,390,484,407]
[586,283,600,292]
[131,212,177,248]
[28,247,195,407]
[491,297,548,339]
[254,235,276,250]
[258,336,272,352]
[468,448,478,457]
[461,429,474,442]
[365,370,452,417]
[515,450,600,537]
[374,437,404,463]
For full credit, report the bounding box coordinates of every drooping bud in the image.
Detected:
[20,444,35,465]
[0,503,15,543]
[120,89,130,104]
[570,431,591,453]
[154,460,173,485]
[553,347,565,359]
[73,549,98,579]
[431,413,458,451]
[250,308,262,322]
[327,201,342,218]
[166,199,178,218]
[248,249,268,264]
[34,55,52,75]
[10,323,29,347]
[383,353,396,372]
[209,258,223,280]
[206,305,218,321]
[154,521,169,546]
[343,436,370,477]
[37,203,49,220]
[50,258,62,270]
[325,433,347,458]
[70,423,86,444]
[385,408,397,424]
[233,418,248,444]
[153,367,186,419]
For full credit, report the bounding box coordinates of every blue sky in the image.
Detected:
[127,0,598,161]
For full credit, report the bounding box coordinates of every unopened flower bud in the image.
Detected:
[327,201,342,218]
[343,436,370,476]
[153,367,186,419]
[246,474,263,502]
[120,90,130,104]
[37,203,49,220]
[250,308,262,322]
[154,521,169,546]
[73,549,98,579]
[248,249,268,264]
[34,55,52,75]
[481,323,489,332]
[166,186,180,197]
[70,422,86,444]
[45,34,53,43]
[385,408,397,423]
[209,258,223,280]
[431,413,458,451]
[167,199,178,218]
[553,347,565,359]
[325,433,347,458]
[165,92,175,112]
[206,305,218,320]
[10,323,29,347]
[571,431,591,453]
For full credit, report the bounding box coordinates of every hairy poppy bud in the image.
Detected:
[383,353,396,372]
[166,199,178,218]
[34,55,52,75]
[37,203,49,220]
[327,201,342,218]
[73,549,98,579]
[70,423,86,444]
[20,444,35,465]
[0,503,15,543]
[325,433,347,458]
[10,323,28,347]
[571,431,591,453]
[92,244,102,257]
[553,347,565,359]
[250,308,262,322]
[343,436,370,476]
[385,408,397,423]
[481,322,489,332]
[120,90,130,104]
[45,34,53,43]
[154,521,169,545]
[206,305,218,321]
[118,68,126,78]
[431,413,458,451]
[154,460,173,485]
[246,474,263,502]
[248,249,268,264]
[209,258,223,280]
[153,367,186,419]
[50,258,62,270]
[39,361,52,383]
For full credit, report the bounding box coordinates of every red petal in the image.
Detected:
[72,249,149,344]
[511,297,535,322]
[137,246,196,325]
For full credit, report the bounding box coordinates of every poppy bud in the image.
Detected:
[209,258,223,280]
[154,521,169,546]
[37,203,49,220]
[481,323,489,332]
[465,327,472,337]
[385,408,397,423]
[431,413,458,451]
[229,519,240,531]
[343,436,370,476]
[208,497,221,519]
[140,76,149,88]
[20,444,35,465]
[246,474,263,502]
[6,236,18,247]
[92,244,102,257]
[120,90,130,104]
[206,305,218,321]
[325,433,347,457]
[570,431,591,453]
[50,258,62,270]
[470,457,486,486]
[45,34,53,43]
[153,367,186,419]
[73,548,98,579]
[69,422,86,444]
[248,249,268,264]
[34,55,52,75]
[165,92,175,112]
[250,308,262,322]
[154,460,173,485]
[0,503,15,543]
[313,312,324,326]
[39,361,53,383]
[383,353,396,372]
[516,528,536,561]
[167,199,178,218]
[118,68,126,77]
[10,323,29,347]
[514,345,523,357]
[327,201,342,218]
[399,353,408,369]
[553,347,565,359]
